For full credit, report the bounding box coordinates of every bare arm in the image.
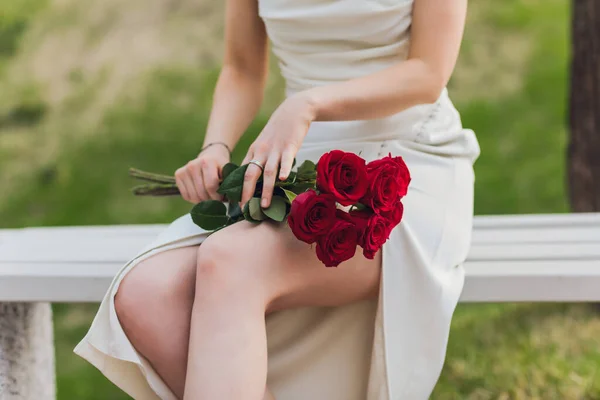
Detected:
[240,0,468,208]
[176,0,268,204]
[203,0,269,150]
[301,0,468,121]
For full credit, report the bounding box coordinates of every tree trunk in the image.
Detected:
[0,303,55,400]
[568,0,600,211]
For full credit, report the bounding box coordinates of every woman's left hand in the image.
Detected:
[241,93,316,208]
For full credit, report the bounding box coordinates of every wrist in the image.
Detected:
[200,141,231,160]
[292,90,321,122]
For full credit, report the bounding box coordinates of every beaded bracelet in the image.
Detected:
[201,141,232,156]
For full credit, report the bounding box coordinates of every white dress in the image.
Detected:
[75,0,481,398]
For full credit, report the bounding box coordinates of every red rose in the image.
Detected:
[315,210,358,267]
[363,174,401,213]
[380,201,404,236]
[288,190,337,244]
[348,209,370,243]
[362,154,411,212]
[350,209,389,259]
[316,150,368,206]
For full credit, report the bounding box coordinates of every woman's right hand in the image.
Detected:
[175,144,231,204]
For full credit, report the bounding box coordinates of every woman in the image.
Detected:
[75,0,480,398]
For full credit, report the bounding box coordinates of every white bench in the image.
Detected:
[2,213,600,303]
[1,212,600,398]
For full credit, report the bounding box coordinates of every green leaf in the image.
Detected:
[242,200,260,223]
[190,200,229,230]
[262,196,288,222]
[249,197,266,221]
[296,160,316,180]
[275,171,297,187]
[228,202,243,221]
[282,188,297,204]
[222,163,239,181]
[217,164,248,203]
[353,202,367,211]
[290,182,315,194]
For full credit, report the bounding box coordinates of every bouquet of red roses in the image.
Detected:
[129,150,410,267]
[287,151,410,266]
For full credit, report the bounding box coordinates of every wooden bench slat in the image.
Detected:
[471,226,600,244]
[0,234,150,263]
[1,259,598,302]
[4,219,599,252]
[3,235,599,263]
[462,264,600,302]
[2,213,600,302]
[10,227,600,247]
[0,229,20,243]
[468,243,600,261]
[463,260,600,302]
[466,260,600,276]
[12,225,600,245]
[7,224,167,235]
[473,212,600,228]
[3,218,600,263]
[0,262,118,302]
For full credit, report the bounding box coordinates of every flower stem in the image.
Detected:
[131,183,180,196]
[129,168,176,184]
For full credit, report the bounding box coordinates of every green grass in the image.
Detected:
[0,0,47,61]
[0,68,265,227]
[435,304,600,399]
[2,0,600,398]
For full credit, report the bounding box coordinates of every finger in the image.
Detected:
[241,148,254,166]
[241,161,263,206]
[175,169,191,202]
[189,169,209,203]
[279,147,296,180]
[202,162,223,200]
[182,168,201,203]
[261,154,280,208]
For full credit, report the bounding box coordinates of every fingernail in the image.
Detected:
[262,198,268,207]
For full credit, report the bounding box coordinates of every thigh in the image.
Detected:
[118,245,198,307]
[204,221,382,312]
[115,246,199,399]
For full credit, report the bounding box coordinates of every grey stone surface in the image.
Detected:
[0,303,55,400]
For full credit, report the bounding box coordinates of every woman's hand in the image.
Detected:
[175,144,231,204]
[241,93,316,208]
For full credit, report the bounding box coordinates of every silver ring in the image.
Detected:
[248,159,264,171]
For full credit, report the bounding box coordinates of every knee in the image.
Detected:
[195,236,264,299]
[114,265,151,332]
[115,259,190,333]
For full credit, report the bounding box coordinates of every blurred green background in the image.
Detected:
[1,0,599,398]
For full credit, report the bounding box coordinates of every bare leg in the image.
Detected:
[183,221,381,399]
[115,246,276,400]
[115,247,197,397]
